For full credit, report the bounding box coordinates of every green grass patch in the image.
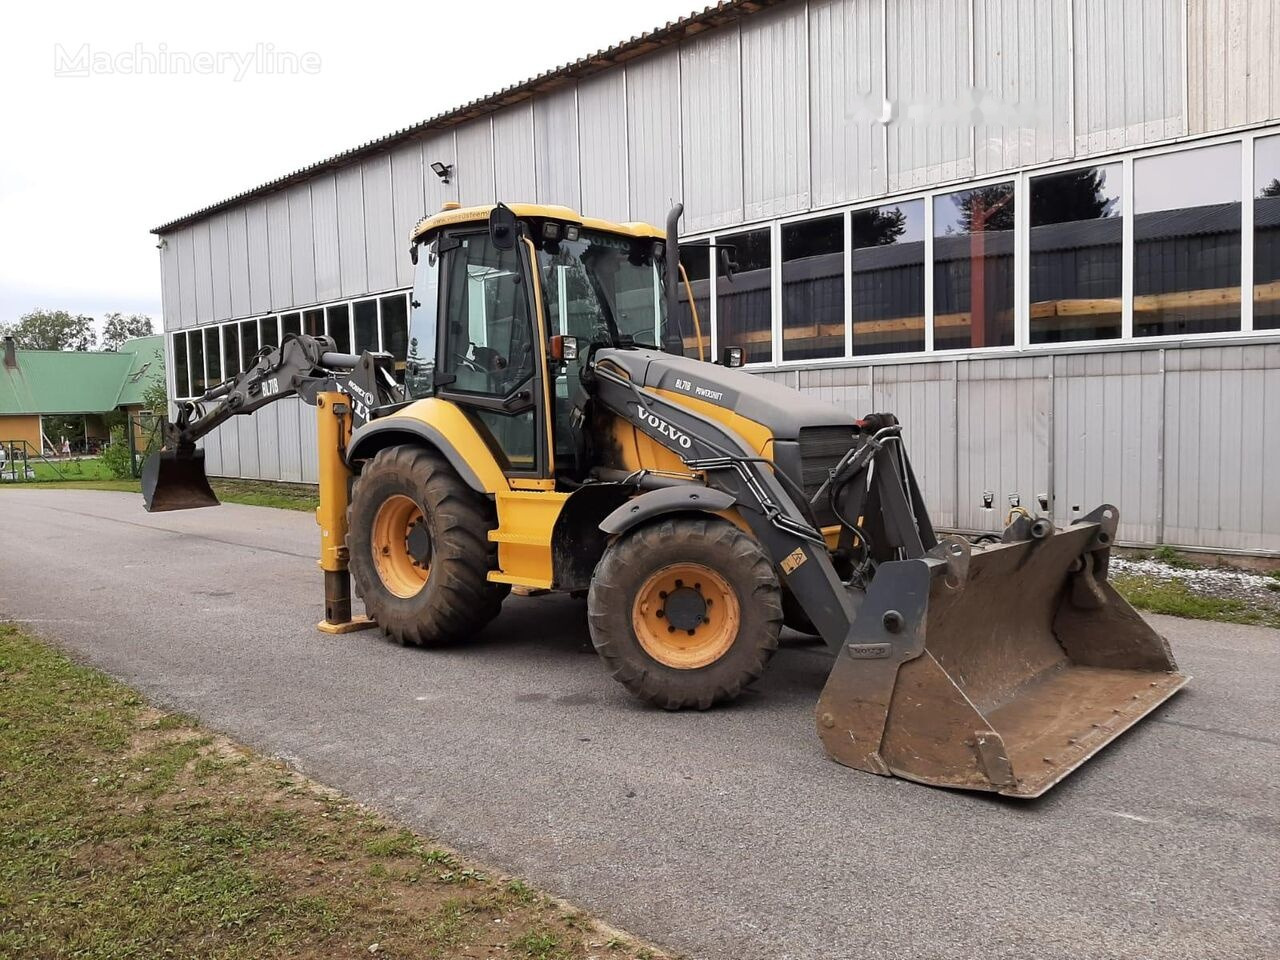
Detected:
[1,475,319,512]
[1112,573,1280,628]
[0,624,656,959]
[28,457,117,482]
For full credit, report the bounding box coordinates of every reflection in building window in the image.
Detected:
[716,228,772,364]
[1255,135,1280,330]
[354,299,378,351]
[188,329,206,395]
[933,183,1015,350]
[326,303,352,353]
[1134,143,1241,337]
[239,320,260,369]
[852,201,925,355]
[1030,165,1122,343]
[203,327,222,387]
[172,333,189,398]
[268,315,288,346]
[782,215,844,361]
[380,294,409,381]
[222,323,241,377]
[303,309,324,339]
[678,239,711,361]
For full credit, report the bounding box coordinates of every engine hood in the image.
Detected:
[593,348,857,440]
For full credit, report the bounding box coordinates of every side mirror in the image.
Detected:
[721,346,745,368]
[489,203,518,251]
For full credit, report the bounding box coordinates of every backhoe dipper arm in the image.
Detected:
[163,333,403,450]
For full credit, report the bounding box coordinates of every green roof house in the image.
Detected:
[0,334,165,454]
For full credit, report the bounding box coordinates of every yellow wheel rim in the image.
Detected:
[632,563,741,669]
[371,494,430,599]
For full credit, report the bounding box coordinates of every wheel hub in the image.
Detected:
[662,584,707,633]
[631,563,741,670]
[406,517,432,568]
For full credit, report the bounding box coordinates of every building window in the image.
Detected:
[172,332,189,398]
[781,215,844,361]
[326,303,352,352]
[276,314,295,342]
[678,239,711,361]
[934,182,1016,350]
[379,293,409,380]
[716,228,772,364]
[852,201,925,355]
[303,309,323,338]
[1255,135,1280,331]
[354,299,378,351]
[1134,142,1241,337]
[222,323,241,377]
[203,327,222,387]
[239,319,260,368]
[1029,165,1122,343]
[188,329,206,395]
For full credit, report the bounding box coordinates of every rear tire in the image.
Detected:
[587,517,782,709]
[348,445,506,646]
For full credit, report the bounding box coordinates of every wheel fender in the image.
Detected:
[600,485,736,537]
[346,398,506,495]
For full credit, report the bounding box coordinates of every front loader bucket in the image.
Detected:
[817,506,1187,798]
[141,447,220,512]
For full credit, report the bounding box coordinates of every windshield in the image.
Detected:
[534,229,677,351]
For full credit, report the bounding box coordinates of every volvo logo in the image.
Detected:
[631,402,692,450]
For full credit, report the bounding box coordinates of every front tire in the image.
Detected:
[587,517,782,709]
[348,445,506,646]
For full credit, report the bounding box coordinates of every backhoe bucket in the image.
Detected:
[141,447,220,512]
[817,506,1187,798]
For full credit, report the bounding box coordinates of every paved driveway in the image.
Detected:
[2,488,1276,960]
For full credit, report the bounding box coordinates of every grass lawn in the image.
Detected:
[0,624,663,960]
[1111,573,1280,629]
[2,476,320,512]
[29,458,117,482]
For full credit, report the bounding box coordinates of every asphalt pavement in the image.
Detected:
[2,488,1276,960]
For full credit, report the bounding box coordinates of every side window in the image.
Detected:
[439,234,535,398]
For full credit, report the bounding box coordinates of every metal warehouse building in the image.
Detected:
[153,0,1280,556]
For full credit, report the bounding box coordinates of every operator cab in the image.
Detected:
[406,202,704,485]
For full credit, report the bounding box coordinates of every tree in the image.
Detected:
[0,309,95,351]
[1259,178,1280,199]
[851,207,908,247]
[951,184,1017,234]
[1030,168,1117,226]
[102,313,154,351]
[141,348,169,416]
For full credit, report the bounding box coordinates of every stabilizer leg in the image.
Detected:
[315,391,376,635]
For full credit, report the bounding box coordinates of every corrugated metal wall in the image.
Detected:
[156,0,1280,553]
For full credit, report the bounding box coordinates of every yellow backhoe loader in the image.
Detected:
[144,201,1186,797]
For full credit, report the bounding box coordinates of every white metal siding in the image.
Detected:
[265,193,293,311]
[742,3,811,219]
[336,165,367,298]
[809,0,886,206]
[245,200,271,314]
[391,143,425,288]
[885,0,974,192]
[1073,0,1185,155]
[226,208,251,319]
[625,50,682,227]
[287,184,316,307]
[192,221,214,325]
[871,361,959,529]
[456,120,497,207]
[208,213,232,322]
[577,72,630,222]
[680,25,744,231]
[973,0,1074,174]
[534,87,581,209]
[159,231,181,331]
[362,155,397,294]
[493,104,537,202]
[311,174,342,303]
[1188,0,1280,133]
[175,227,197,328]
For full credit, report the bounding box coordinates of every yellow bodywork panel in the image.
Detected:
[488,489,568,590]
[380,397,509,493]
[412,203,662,243]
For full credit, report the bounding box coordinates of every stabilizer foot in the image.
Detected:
[317,615,377,635]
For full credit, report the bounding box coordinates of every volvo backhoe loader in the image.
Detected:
[144,201,1186,797]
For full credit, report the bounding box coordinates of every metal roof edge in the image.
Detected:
[150,0,781,235]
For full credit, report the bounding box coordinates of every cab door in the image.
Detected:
[431,231,552,479]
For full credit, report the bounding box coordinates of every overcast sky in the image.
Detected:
[0,0,706,332]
